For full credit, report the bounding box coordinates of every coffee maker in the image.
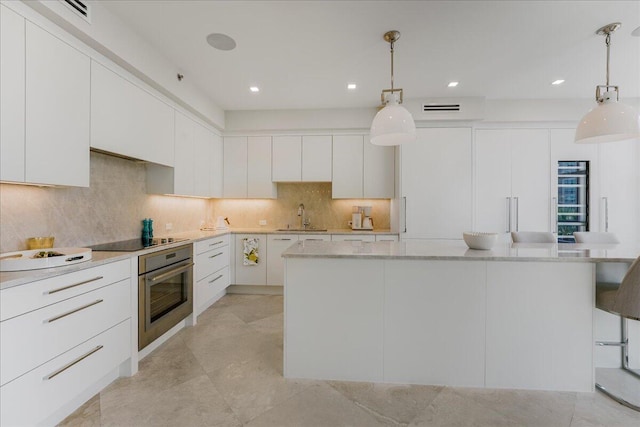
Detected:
[351,206,373,230]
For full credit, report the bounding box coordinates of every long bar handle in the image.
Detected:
[272,238,292,241]
[506,197,512,233]
[149,262,194,283]
[45,299,103,323]
[209,240,225,246]
[514,197,519,232]
[45,276,103,295]
[403,197,407,233]
[43,345,103,381]
[602,197,609,232]
[208,252,223,258]
[208,274,224,284]
[551,197,558,233]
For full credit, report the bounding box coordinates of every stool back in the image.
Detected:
[511,231,556,243]
[574,232,620,244]
[613,256,640,321]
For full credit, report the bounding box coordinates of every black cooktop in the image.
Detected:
[89,237,188,252]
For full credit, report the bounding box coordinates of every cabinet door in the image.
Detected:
[210,133,223,198]
[234,234,267,285]
[267,234,299,285]
[364,142,395,198]
[302,136,332,181]
[0,5,25,183]
[272,136,302,181]
[475,130,513,235]
[332,135,364,198]
[91,61,174,167]
[248,136,276,198]
[25,22,90,187]
[193,122,213,197]
[402,128,472,239]
[510,129,550,233]
[599,140,638,244]
[223,137,248,198]
[173,111,195,195]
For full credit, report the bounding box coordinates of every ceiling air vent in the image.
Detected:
[60,0,91,23]
[422,104,461,112]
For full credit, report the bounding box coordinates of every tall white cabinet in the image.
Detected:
[475,129,550,237]
[400,128,472,239]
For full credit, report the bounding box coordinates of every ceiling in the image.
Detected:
[100,1,640,111]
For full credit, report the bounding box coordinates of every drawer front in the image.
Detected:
[298,234,331,242]
[1,279,131,386]
[0,259,131,321]
[331,234,376,242]
[195,235,230,255]
[375,235,399,242]
[196,266,229,314]
[195,245,229,281]
[1,319,130,427]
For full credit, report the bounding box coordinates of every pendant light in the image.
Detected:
[370,30,416,146]
[575,23,640,144]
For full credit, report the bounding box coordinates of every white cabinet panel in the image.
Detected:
[223,137,248,198]
[25,22,90,187]
[193,122,213,197]
[302,136,332,181]
[267,234,299,286]
[332,135,364,198]
[272,136,302,181]
[0,4,25,182]
[364,143,394,198]
[210,133,223,198]
[475,129,550,238]
[248,136,277,198]
[91,61,174,167]
[234,234,267,285]
[173,111,195,195]
[402,128,472,239]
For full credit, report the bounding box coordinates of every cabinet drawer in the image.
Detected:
[196,245,229,281]
[331,234,376,242]
[0,259,130,321]
[1,319,130,427]
[195,235,229,255]
[196,266,229,314]
[1,279,130,386]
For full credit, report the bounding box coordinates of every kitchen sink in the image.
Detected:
[276,228,327,232]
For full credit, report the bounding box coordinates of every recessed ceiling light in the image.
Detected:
[551,79,565,85]
[347,83,357,90]
[448,81,459,87]
[249,86,260,93]
[206,33,236,51]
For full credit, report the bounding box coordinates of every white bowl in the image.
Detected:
[463,232,498,250]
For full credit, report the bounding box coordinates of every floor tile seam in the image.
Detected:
[203,369,266,426]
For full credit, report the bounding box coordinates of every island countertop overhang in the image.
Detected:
[281,239,640,263]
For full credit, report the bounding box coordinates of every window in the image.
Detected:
[557,161,589,243]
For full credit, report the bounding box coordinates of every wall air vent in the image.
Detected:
[422,104,461,112]
[60,0,91,23]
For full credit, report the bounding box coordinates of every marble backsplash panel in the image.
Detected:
[210,183,390,230]
[0,152,208,252]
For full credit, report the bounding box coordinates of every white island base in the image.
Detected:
[284,253,596,392]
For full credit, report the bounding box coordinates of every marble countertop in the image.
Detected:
[282,239,640,262]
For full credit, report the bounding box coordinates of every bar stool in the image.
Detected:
[574,232,620,244]
[510,231,556,243]
[595,255,640,411]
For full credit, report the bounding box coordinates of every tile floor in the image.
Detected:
[60,294,640,427]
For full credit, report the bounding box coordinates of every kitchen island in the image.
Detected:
[282,240,640,393]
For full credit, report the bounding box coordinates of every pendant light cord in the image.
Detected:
[605,33,611,87]
[390,40,395,91]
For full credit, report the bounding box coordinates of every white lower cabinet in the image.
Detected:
[195,235,230,315]
[0,259,132,426]
[267,234,299,286]
[234,234,267,285]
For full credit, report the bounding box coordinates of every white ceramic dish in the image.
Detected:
[0,248,92,272]
[463,232,498,250]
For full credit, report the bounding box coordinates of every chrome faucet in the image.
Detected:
[297,203,305,229]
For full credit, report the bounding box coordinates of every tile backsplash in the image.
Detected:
[0,152,391,252]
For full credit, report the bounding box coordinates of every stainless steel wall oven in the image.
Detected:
[138,244,193,350]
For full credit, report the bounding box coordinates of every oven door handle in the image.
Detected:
[148,262,194,283]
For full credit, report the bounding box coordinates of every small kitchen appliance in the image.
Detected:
[351,206,373,230]
[351,206,362,230]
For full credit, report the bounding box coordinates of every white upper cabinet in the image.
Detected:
[333,135,394,199]
[302,136,332,182]
[224,137,276,198]
[210,133,223,198]
[0,5,25,183]
[25,22,90,187]
[476,129,550,236]
[248,136,277,198]
[332,135,364,198]
[272,136,302,181]
[91,61,174,167]
[401,128,472,239]
[193,122,214,198]
[172,111,196,195]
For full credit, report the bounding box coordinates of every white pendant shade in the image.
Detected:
[575,96,640,144]
[370,97,416,146]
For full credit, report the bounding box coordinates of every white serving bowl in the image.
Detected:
[463,232,498,250]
